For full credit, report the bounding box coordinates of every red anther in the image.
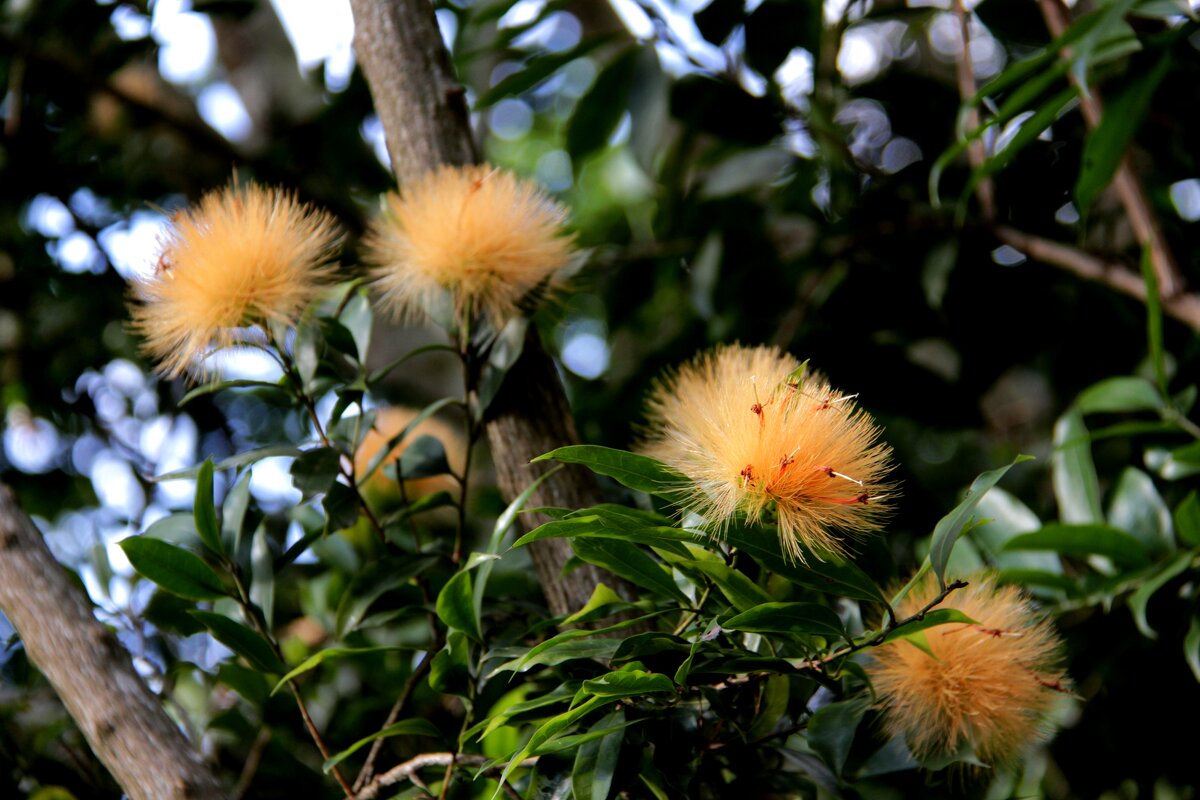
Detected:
[778,455,794,474]
[155,254,173,274]
[751,402,764,416]
[817,465,835,478]
[814,399,831,411]
[739,464,755,482]
[855,492,870,505]
[975,626,1008,639]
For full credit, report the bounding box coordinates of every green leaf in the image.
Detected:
[534,446,686,498]
[808,696,870,776]
[723,602,846,641]
[495,695,616,796]
[571,538,690,604]
[494,614,660,675]
[477,34,614,108]
[1053,409,1104,523]
[357,397,458,485]
[1141,245,1168,396]
[153,446,306,482]
[294,319,320,389]
[929,455,1033,588]
[367,343,457,385]
[1076,48,1171,213]
[582,669,675,697]
[563,583,628,626]
[322,719,442,773]
[431,631,471,696]
[222,470,254,557]
[290,448,342,499]
[963,86,1077,202]
[1075,376,1164,415]
[493,639,622,674]
[1128,551,1193,639]
[250,523,274,629]
[1185,616,1200,683]
[670,559,770,612]
[339,289,373,362]
[748,673,789,740]
[178,379,287,406]
[1003,523,1151,568]
[1174,491,1200,547]
[272,646,407,695]
[189,611,284,673]
[322,482,360,532]
[1107,467,1173,556]
[217,662,270,707]
[566,47,638,164]
[723,525,887,605]
[572,709,626,800]
[396,435,450,479]
[437,569,481,642]
[878,608,980,646]
[119,537,225,600]
[193,459,223,556]
[513,514,694,549]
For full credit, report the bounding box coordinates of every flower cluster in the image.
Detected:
[363,164,575,327]
[129,182,341,378]
[868,574,1068,766]
[638,344,894,561]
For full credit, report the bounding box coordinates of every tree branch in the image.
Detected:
[0,485,228,800]
[348,0,630,615]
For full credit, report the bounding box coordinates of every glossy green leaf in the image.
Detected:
[154,446,306,482]
[250,523,274,629]
[272,646,407,695]
[338,289,373,361]
[1107,467,1173,556]
[217,662,270,708]
[1185,616,1200,683]
[572,708,626,800]
[582,669,675,697]
[290,447,341,499]
[563,583,629,626]
[193,459,222,555]
[1128,551,1192,639]
[1174,491,1200,547]
[495,695,616,794]
[394,435,450,480]
[190,611,284,673]
[929,455,1033,588]
[514,514,694,549]
[1053,410,1103,524]
[437,568,480,642]
[723,602,846,641]
[119,537,225,600]
[1003,523,1151,568]
[322,482,360,532]
[669,559,768,611]
[477,34,614,108]
[178,379,286,406]
[723,525,887,605]
[1075,377,1164,415]
[1076,49,1171,213]
[322,719,442,773]
[878,608,979,646]
[808,696,870,776]
[566,47,637,164]
[533,445,687,498]
[572,538,690,604]
[222,470,254,556]
[430,631,471,696]
[495,614,659,675]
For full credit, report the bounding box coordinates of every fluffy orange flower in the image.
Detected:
[130,182,341,378]
[638,344,893,561]
[868,574,1068,766]
[363,164,575,326]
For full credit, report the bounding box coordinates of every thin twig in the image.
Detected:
[951,0,994,217]
[355,754,539,800]
[1038,0,1184,298]
[234,726,272,800]
[352,650,437,792]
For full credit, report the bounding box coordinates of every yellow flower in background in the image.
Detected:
[868,574,1069,766]
[363,164,575,327]
[639,344,894,562]
[129,182,342,378]
[354,406,465,504]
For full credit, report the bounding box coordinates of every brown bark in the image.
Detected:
[349,0,626,615]
[0,485,227,800]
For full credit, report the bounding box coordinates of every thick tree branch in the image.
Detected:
[949,0,1200,334]
[0,485,227,800]
[1038,0,1185,298]
[349,0,628,615]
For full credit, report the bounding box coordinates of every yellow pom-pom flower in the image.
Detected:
[129,182,341,378]
[638,344,893,561]
[868,574,1069,766]
[363,164,575,326]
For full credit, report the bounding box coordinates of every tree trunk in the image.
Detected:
[350,0,627,615]
[0,486,227,800]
